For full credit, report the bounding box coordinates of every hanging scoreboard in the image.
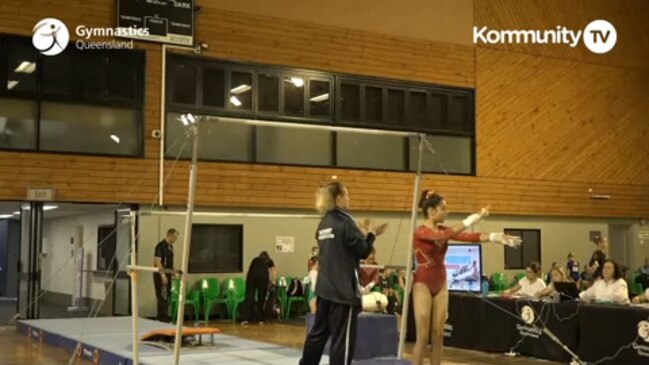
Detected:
[116,0,194,46]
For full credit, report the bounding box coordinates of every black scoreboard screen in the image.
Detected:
[116,0,194,46]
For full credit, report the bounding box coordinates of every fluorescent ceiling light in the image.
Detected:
[310,93,329,102]
[0,214,13,219]
[15,61,36,74]
[12,211,20,215]
[7,80,19,89]
[43,205,58,211]
[230,84,251,94]
[289,77,304,87]
[110,135,120,144]
[229,96,242,107]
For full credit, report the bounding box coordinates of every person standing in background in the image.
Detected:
[546,262,560,283]
[566,252,580,282]
[588,236,608,279]
[153,228,178,322]
[240,251,276,325]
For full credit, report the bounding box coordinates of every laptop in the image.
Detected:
[554,282,580,302]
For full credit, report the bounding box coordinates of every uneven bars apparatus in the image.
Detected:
[130,115,425,365]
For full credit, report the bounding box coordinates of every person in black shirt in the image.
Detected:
[300,181,388,365]
[240,251,276,325]
[588,236,608,278]
[153,228,178,322]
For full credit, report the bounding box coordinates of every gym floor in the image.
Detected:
[0,319,558,365]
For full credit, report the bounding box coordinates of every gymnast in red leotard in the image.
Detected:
[411,190,521,365]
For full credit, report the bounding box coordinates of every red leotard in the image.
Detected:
[413,225,481,296]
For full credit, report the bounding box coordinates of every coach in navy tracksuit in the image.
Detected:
[300,181,387,365]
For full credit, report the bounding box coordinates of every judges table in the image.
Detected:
[406,293,649,365]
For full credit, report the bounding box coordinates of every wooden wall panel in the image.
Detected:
[474,0,649,70]
[196,8,475,88]
[476,47,649,185]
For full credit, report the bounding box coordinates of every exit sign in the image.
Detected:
[27,188,55,201]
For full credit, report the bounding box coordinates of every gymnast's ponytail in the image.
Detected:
[315,181,346,215]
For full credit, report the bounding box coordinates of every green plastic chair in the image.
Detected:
[284,279,307,319]
[169,278,201,323]
[201,278,229,324]
[224,278,246,322]
[490,273,507,292]
[630,273,644,295]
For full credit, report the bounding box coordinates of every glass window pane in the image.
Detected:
[337,133,405,170]
[309,80,330,117]
[406,91,427,127]
[0,98,37,150]
[202,68,225,107]
[258,74,279,113]
[170,65,196,105]
[230,72,252,110]
[387,89,405,125]
[430,93,445,128]
[364,86,383,123]
[284,76,305,116]
[409,135,472,174]
[165,113,253,161]
[42,50,75,95]
[106,51,141,101]
[77,52,105,98]
[5,39,38,92]
[40,103,140,156]
[448,94,471,131]
[256,127,332,166]
[340,83,360,121]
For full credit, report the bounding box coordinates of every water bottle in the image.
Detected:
[481,280,489,296]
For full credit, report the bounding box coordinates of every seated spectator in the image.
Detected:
[566,252,581,282]
[377,269,400,315]
[636,258,649,290]
[307,257,319,314]
[579,260,630,304]
[504,262,547,297]
[632,288,649,304]
[546,262,560,283]
[360,249,380,293]
[537,267,572,298]
[580,265,596,289]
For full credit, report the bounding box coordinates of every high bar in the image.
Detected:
[210,116,422,138]
[127,265,182,275]
[139,211,321,219]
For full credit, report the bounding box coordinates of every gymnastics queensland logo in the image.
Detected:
[32,18,69,56]
[473,19,617,54]
[635,321,649,358]
[516,305,542,339]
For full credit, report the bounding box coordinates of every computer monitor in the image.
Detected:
[445,244,483,292]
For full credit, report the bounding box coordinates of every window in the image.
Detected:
[309,80,330,118]
[364,86,383,123]
[504,229,541,270]
[0,98,37,150]
[230,72,253,110]
[202,68,225,108]
[340,83,360,122]
[4,38,38,93]
[97,225,117,271]
[258,74,279,113]
[165,112,254,161]
[0,36,145,156]
[284,75,305,116]
[170,64,197,105]
[409,135,473,174]
[188,224,243,273]
[40,103,141,156]
[256,127,333,166]
[164,56,476,174]
[337,133,406,170]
